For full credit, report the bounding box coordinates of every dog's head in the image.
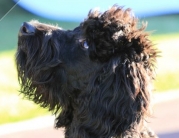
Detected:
[16,5,158,134]
[16,19,97,111]
[16,19,101,113]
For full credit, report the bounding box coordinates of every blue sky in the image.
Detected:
[14,0,179,21]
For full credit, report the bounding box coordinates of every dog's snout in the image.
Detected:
[20,22,35,36]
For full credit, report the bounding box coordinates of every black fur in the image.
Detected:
[16,6,158,138]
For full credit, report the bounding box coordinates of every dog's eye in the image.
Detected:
[82,41,89,49]
[79,40,89,50]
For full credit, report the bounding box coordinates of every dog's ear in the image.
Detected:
[80,6,158,135]
[84,55,156,136]
[82,5,157,65]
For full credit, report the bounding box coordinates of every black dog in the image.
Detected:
[16,5,158,138]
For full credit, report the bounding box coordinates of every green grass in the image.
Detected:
[151,33,179,92]
[0,33,179,125]
[154,72,179,92]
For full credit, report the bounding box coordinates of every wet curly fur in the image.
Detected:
[16,5,158,138]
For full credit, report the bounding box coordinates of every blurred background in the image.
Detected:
[0,0,179,138]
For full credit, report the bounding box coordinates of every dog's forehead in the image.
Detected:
[73,26,81,32]
[73,26,83,36]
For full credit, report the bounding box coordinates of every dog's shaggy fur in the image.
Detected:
[16,6,158,138]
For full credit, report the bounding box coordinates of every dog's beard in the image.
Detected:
[16,33,63,113]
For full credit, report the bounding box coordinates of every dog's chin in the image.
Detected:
[17,69,61,112]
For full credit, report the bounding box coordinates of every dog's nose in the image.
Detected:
[20,22,35,35]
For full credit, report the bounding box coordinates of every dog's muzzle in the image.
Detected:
[19,22,35,36]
